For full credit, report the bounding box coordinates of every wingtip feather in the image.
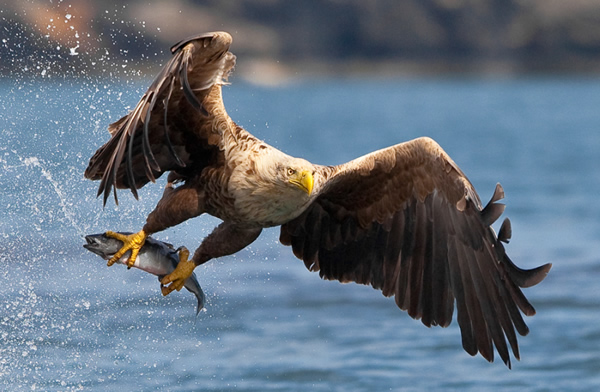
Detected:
[480,183,506,226]
[498,218,512,243]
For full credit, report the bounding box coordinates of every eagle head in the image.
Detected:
[265,151,316,198]
[228,149,317,226]
[283,165,314,195]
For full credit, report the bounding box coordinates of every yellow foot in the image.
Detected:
[105,230,147,268]
[161,246,196,296]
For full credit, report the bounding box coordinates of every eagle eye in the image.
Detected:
[287,168,296,176]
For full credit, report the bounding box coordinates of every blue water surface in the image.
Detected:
[1,76,599,391]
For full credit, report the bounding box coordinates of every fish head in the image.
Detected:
[83,233,128,260]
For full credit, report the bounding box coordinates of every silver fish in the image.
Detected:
[84,232,205,314]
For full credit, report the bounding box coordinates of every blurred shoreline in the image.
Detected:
[2,0,600,83]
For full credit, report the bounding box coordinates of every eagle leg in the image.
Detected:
[105,230,148,268]
[159,223,262,296]
[160,246,196,295]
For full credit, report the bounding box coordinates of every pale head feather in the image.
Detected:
[229,147,317,227]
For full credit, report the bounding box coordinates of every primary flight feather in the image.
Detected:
[85,31,551,368]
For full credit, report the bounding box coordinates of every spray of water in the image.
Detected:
[0,4,205,389]
[20,155,92,237]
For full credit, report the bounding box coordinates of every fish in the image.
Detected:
[83,232,205,315]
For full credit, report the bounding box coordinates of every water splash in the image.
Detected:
[0,151,103,239]
[26,156,89,237]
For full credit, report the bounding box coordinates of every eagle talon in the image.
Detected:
[105,230,147,267]
[160,246,195,296]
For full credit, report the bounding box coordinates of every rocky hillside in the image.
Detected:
[2,0,600,80]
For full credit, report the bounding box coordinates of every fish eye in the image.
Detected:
[287,168,296,176]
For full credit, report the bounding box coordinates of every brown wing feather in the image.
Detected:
[280,137,551,368]
[84,32,236,205]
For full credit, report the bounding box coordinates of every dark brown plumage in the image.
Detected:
[85,32,551,368]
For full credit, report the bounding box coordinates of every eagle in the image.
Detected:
[85,32,551,368]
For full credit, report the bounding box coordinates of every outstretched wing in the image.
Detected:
[280,137,551,368]
[85,32,236,205]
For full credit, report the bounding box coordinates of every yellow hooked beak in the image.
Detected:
[290,170,313,195]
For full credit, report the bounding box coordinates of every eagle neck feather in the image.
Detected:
[226,144,311,227]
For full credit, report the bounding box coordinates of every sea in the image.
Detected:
[0,76,599,391]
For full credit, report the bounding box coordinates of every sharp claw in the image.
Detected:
[126,246,141,268]
[160,246,195,296]
[160,284,172,296]
[105,230,147,267]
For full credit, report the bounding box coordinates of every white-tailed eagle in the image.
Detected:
[85,32,551,368]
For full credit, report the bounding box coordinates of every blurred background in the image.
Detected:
[3,0,600,82]
[2,1,600,391]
